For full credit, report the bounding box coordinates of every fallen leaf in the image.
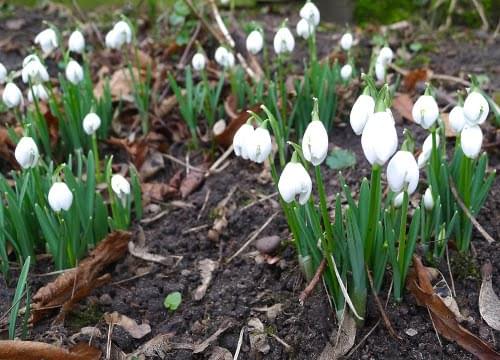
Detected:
[214,104,261,147]
[325,148,357,170]
[155,94,178,118]
[0,341,101,360]
[139,150,165,180]
[207,187,236,241]
[479,261,500,331]
[392,94,414,123]
[95,67,141,101]
[248,318,270,355]
[179,163,210,198]
[253,303,283,321]
[141,182,178,202]
[107,137,149,168]
[104,311,151,339]
[403,68,431,92]
[193,319,233,354]
[318,309,356,360]
[193,259,218,301]
[128,241,179,266]
[6,19,25,30]
[407,256,500,359]
[131,334,173,358]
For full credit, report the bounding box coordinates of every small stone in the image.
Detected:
[405,328,418,337]
[255,235,281,255]
[99,294,113,305]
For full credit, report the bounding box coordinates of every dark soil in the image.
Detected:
[1,4,499,360]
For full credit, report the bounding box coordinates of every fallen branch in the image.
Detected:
[0,341,101,360]
[299,259,327,305]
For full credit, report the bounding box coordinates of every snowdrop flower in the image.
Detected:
[300,2,320,27]
[34,28,58,55]
[460,125,483,159]
[387,150,419,194]
[278,161,312,205]
[273,27,295,55]
[361,110,398,166]
[449,106,466,133]
[21,57,49,84]
[412,95,439,129]
[0,63,6,84]
[48,182,73,212]
[214,47,235,69]
[68,30,85,53]
[377,46,393,65]
[340,64,352,81]
[423,187,434,211]
[220,0,229,4]
[296,18,313,39]
[463,91,489,126]
[302,115,328,166]
[191,53,206,71]
[83,113,102,135]
[340,32,353,51]
[375,61,385,82]
[105,29,121,49]
[393,192,404,208]
[247,127,272,163]
[350,94,375,135]
[15,137,39,169]
[2,82,23,108]
[418,134,440,169]
[246,30,264,55]
[233,123,254,160]
[113,20,132,44]
[65,60,84,84]
[111,174,131,200]
[27,84,49,102]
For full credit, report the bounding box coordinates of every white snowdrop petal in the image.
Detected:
[15,137,39,169]
[340,33,353,51]
[273,27,295,55]
[299,2,320,26]
[463,91,489,126]
[350,94,375,135]
[412,95,439,129]
[2,82,23,108]
[449,106,466,133]
[246,30,264,55]
[424,187,434,211]
[461,125,483,159]
[69,30,85,53]
[48,182,73,212]
[302,120,328,166]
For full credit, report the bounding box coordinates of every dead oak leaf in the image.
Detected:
[104,311,151,339]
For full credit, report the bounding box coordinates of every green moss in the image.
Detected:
[67,304,103,331]
[354,0,417,25]
[450,251,480,281]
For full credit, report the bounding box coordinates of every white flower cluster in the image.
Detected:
[233,124,272,163]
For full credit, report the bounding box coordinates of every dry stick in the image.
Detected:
[298,259,327,305]
[205,144,234,177]
[240,192,278,211]
[388,63,471,87]
[345,320,381,359]
[182,0,226,45]
[178,22,202,69]
[71,0,104,43]
[428,307,443,347]
[445,244,457,297]
[162,153,204,173]
[233,326,245,360]
[197,188,211,220]
[366,266,402,340]
[270,333,293,352]
[450,180,495,244]
[208,0,235,47]
[471,0,489,31]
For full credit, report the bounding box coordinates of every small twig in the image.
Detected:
[270,333,293,352]
[445,244,456,297]
[33,267,76,277]
[208,0,235,47]
[428,307,443,347]
[140,210,169,225]
[178,22,202,69]
[345,320,381,358]
[182,224,210,235]
[471,0,489,31]
[162,153,204,173]
[0,290,27,322]
[389,63,471,87]
[233,326,245,360]
[298,259,327,305]
[197,188,211,220]
[111,271,153,286]
[182,0,226,45]
[450,180,495,244]
[240,192,278,211]
[205,145,234,177]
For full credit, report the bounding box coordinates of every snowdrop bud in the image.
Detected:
[233,123,254,160]
[393,192,404,208]
[34,28,58,55]
[460,125,483,159]
[0,63,6,84]
[387,150,419,195]
[449,106,466,133]
[340,32,353,51]
[68,30,85,53]
[114,21,132,45]
[246,30,264,55]
[273,27,295,55]
[340,64,352,81]
[22,58,49,84]
[65,60,84,84]
[412,95,439,129]
[296,18,313,39]
[300,2,320,26]
[105,29,121,49]
[247,127,272,163]
[48,182,73,212]
[27,84,49,103]
[350,94,375,135]
[378,46,393,65]
[278,161,312,205]
[15,137,39,169]
[111,174,131,199]
[375,61,385,82]
[361,111,398,166]
[302,119,328,166]
[423,187,434,211]
[214,47,234,69]
[463,91,489,126]
[2,82,23,108]
[191,53,206,71]
[83,113,102,135]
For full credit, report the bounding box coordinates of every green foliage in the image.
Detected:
[354,0,418,25]
[163,291,182,311]
[326,148,357,170]
[8,256,30,339]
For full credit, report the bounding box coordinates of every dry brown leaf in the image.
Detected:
[253,303,283,321]
[128,241,178,266]
[139,150,165,180]
[214,103,261,148]
[179,162,210,198]
[479,261,500,331]
[95,67,141,101]
[141,182,178,202]
[0,341,101,360]
[318,309,356,360]
[248,318,270,355]
[407,256,500,359]
[392,94,414,123]
[403,68,431,92]
[31,231,130,324]
[193,259,218,301]
[131,334,173,358]
[107,137,149,168]
[104,311,151,339]
[155,94,178,118]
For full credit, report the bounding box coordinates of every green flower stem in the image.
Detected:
[365,164,381,266]
[395,189,409,302]
[308,31,317,65]
[91,134,101,183]
[314,166,334,249]
[277,55,287,133]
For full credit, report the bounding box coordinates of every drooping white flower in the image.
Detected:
[449,105,466,133]
[111,174,131,199]
[375,61,385,82]
[273,27,295,55]
[350,94,375,135]
[65,60,84,84]
[340,64,352,81]
[2,82,23,108]
[27,84,49,102]
[423,187,434,211]
[68,30,85,53]
[377,46,393,65]
[233,123,254,160]
[220,0,229,4]
[393,192,404,208]
[247,127,272,163]
[412,95,439,129]
[191,53,206,71]
[361,110,398,166]
[21,57,49,84]
[105,20,132,49]
[387,150,419,195]
[22,54,40,67]
[0,63,6,84]
[299,2,320,27]
[34,28,58,55]
[463,91,489,126]
[105,29,121,49]
[302,119,328,166]
[278,161,312,205]
[296,18,313,39]
[246,30,264,55]
[14,137,39,169]
[83,113,102,135]
[48,182,73,212]
[340,32,353,51]
[418,133,440,169]
[460,125,483,159]
[214,47,235,69]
